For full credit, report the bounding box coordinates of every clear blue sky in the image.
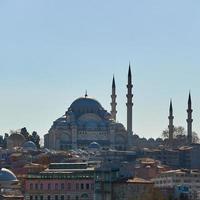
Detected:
[0,0,200,140]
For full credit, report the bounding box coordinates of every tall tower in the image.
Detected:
[111,75,117,121]
[168,100,174,142]
[126,63,133,134]
[187,92,193,144]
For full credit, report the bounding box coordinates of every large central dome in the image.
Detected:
[70,97,104,113]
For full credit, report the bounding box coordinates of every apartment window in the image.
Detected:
[35,196,38,200]
[35,184,38,190]
[81,183,84,190]
[67,183,71,190]
[61,183,65,190]
[40,196,43,200]
[61,195,64,200]
[55,195,58,200]
[76,196,79,200]
[55,183,58,190]
[48,183,51,190]
[30,196,33,200]
[86,183,89,189]
[47,195,51,200]
[30,183,33,190]
[76,183,79,190]
[40,183,43,190]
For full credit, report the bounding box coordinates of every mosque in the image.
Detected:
[44,65,134,150]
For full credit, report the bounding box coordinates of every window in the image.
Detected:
[61,195,64,200]
[61,183,65,190]
[40,196,43,200]
[55,195,58,200]
[81,183,84,190]
[30,196,33,200]
[76,196,79,200]
[30,183,33,190]
[67,195,70,200]
[86,183,89,189]
[48,183,51,190]
[40,183,43,190]
[35,196,38,200]
[35,184,38,190]
[91,184,94,190]
[47,196,51,200]
[67,183,71,190]
[55,183,58,190]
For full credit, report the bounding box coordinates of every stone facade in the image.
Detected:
[44,97,128,150]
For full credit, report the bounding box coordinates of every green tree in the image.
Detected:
[30,131,40,148]
[20,127,30,141]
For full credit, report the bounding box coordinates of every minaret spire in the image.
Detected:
[111,75,117,121]
[85,90,88,98]
[187,92,193,144]
[127,63,133,135]
[168,99,174,142]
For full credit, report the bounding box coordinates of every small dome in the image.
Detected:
[22,141,37,151]
[0,168,17,182]
[88,142,101,149]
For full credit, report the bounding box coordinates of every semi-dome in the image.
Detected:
[0,168,17,182]
[88,142,101,149]
[22,141,37,151]
[70,97,103,114]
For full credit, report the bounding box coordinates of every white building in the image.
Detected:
[153,169,200,199]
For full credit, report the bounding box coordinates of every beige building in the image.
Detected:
[112,177,156,200]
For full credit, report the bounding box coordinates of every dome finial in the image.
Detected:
[85,90,88,98]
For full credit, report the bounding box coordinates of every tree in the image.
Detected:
[162,126,186,139]
[30,131,40,148]
[192,132,199,143]
[20,127,30,141]
[162,126,199,143]
[3,133,9,149]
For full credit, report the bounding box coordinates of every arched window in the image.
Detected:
[67,183,71,190]
[81,193,89,200]
[61,183,65,190]
[48,183,51,190]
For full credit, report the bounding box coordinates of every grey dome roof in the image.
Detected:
[22,141,37,151]
[0,168,17,182]
[70,97,103,114]
[88,142,101,149]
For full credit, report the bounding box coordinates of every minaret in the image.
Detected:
[111,75,117,121]
[187,92,193,144]
[168,100,174,142]
[126,63,133,134]
[85,90,88,98]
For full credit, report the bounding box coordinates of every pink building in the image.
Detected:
[24,163,95,200]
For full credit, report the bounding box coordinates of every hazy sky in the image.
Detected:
[0,0,200,140]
